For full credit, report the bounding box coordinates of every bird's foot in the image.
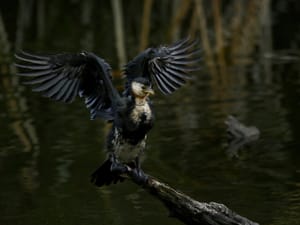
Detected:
[109,156,148,185]
[110,161,128,174]
[130,168,148,185]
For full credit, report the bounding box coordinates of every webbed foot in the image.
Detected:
[130,168,148,185]
[110,160,128,174]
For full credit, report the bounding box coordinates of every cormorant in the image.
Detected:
[15,38,201,187]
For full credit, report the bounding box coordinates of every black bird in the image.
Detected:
[15,38,201,187]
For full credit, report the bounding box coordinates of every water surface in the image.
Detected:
[1,1,300,225]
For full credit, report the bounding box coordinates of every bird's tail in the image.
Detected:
[91,159,125,187]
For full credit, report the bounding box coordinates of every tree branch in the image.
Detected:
[128,172,259,225]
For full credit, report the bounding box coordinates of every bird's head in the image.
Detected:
[130,77,154,98]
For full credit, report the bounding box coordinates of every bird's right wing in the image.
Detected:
[15,51,120,120]
[124,37,201,95]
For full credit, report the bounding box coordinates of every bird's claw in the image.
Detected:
[110,161,129,174]
[130,168,148,185]
[109,156,148,185]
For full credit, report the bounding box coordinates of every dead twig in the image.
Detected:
[124,168,259,225]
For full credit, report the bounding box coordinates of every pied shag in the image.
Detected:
[15,38,201,187]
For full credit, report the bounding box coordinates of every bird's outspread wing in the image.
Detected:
[15,51,120,120]
[124,37,201,95]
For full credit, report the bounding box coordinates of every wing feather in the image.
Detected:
[32,73,65,92]
[55,78,72,101]
[15,54,48,65]
[14,64,52,70]
[158,68,185,86]
[152,72,172,94]
[15,51,118,120]
[20,51,50,60]
[124,37,201,95]
[62,79,77,103]
[22,73,58,85]
[17,68,61,77]
[43,78,69,99]
[157,73,177,92]
[168,36,190,51]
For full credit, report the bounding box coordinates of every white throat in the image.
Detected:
[135,97,147,106]
[130,97,152,123]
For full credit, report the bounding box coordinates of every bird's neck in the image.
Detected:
[134,96,148,106]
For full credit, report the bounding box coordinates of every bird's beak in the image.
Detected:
[145,87,155,95]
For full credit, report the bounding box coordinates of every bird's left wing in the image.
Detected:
[124,37,201,95]
[15,51,120,120]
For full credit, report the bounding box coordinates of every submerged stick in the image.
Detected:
[111,0,127,68]
[139,0,153,51]
[127,171,259,225]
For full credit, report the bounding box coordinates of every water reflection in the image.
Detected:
[1,64,300,225]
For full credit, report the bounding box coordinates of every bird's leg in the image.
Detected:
[135,156,142,173]
[109,154,128,174]
[130,156,148,185]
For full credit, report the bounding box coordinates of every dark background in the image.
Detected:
[1,1,300,224]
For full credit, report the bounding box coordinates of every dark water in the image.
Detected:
[1,1,300,225]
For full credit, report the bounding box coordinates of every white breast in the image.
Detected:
[130,102,152,123]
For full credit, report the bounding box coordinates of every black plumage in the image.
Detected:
[15,38,201,187]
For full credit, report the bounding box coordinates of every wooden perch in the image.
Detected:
[125,170,259,225]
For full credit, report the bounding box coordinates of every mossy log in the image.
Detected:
[127,171,259,225]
